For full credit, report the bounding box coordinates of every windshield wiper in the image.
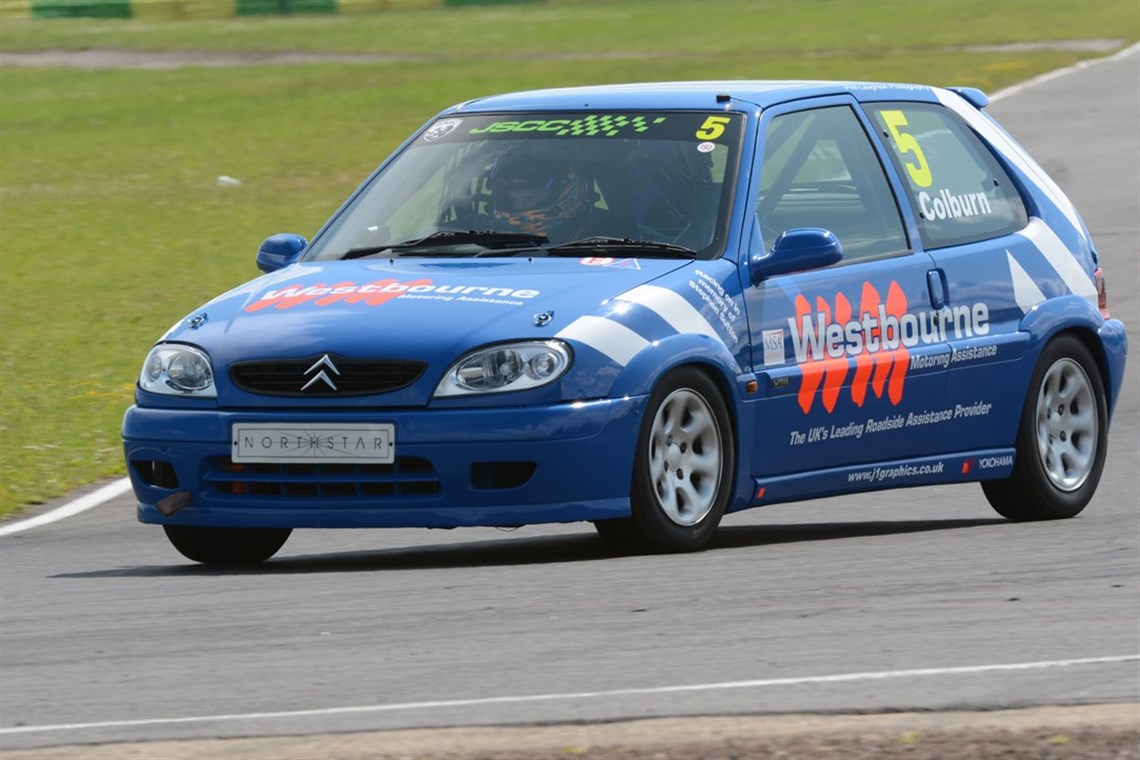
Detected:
[343,229,549,260]
[542,236,698,258]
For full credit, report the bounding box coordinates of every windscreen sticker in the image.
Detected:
[245,279,540,312]
[468,115,668,138]
[420,112,742,144]
[694,116,732,140]
[422,119,463,142]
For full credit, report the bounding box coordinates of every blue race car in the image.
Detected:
[123,81,1128,565]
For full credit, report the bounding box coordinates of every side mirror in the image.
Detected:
[256,233,307,273]
[749,227,843,284]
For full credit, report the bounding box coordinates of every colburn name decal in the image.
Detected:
[245,279,540,312]
[789,281,989,414]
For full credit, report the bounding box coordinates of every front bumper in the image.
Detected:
[123,396,646,529]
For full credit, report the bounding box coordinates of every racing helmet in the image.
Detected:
[488,146,593,233]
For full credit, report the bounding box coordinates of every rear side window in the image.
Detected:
[868,103,1028,249]
[757,105,908,263]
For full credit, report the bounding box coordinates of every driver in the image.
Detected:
[487,148,595,238]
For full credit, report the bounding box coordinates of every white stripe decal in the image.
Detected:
[934,89,1085,238]
[1006,251,1046,315]
[1020,218,1098,304]
[556,316,649,367]
[618,285,722,341]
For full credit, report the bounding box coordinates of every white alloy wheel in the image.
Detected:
[1035,357,1098,492]
[983,335,1108,522]
[647,387,724,526]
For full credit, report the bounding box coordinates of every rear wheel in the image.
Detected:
[595,367,734,552]
[164,525,291,565]
[982,335,1107,521]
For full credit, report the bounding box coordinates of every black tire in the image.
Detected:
[594,366,734,552]
[982,335,1108,521]
[164,525,291,565]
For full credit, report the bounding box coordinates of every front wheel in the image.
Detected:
[595,367,734,552]
[164,525,292,565]
[982,335,1108,521]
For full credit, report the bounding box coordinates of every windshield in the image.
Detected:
[305,111,744,260]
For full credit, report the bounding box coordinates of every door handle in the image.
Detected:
[927,269,947,310]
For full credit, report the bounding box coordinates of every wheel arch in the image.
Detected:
[1056,326,1109,392]
[1019,295,1126,419]
[610,334,754,509]
[981,324,1111,521]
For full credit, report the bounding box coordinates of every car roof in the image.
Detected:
[451,81,957,113]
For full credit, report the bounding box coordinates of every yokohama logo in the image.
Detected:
[788,281,989,414]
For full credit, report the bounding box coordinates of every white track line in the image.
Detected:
[0,478,131,537]
[990,41,1139,102]
[1,655,1136,736]
[3,43,1137,539]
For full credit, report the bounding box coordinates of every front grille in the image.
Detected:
[230,355,426,397]
[204,457,441,502]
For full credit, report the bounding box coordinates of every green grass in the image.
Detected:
[1,0,1138,515]
[0,0,1137,55]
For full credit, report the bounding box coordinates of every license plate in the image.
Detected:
[232,423,395,464]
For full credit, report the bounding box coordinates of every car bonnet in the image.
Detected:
[161,256,692,405]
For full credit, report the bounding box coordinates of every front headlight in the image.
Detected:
[435,340,571,397]
[139,344,217,397]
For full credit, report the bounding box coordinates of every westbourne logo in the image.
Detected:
[788,280,990,414]
[244,279,540,312]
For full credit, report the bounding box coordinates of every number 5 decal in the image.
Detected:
[696,115,732,140]
[880,110,933,188]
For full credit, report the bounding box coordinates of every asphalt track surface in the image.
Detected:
[1,48,1138,754]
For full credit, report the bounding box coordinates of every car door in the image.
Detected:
[743,99,950,478]
[863,100,1034,457]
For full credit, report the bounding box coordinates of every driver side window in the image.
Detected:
[758,106,908,262]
